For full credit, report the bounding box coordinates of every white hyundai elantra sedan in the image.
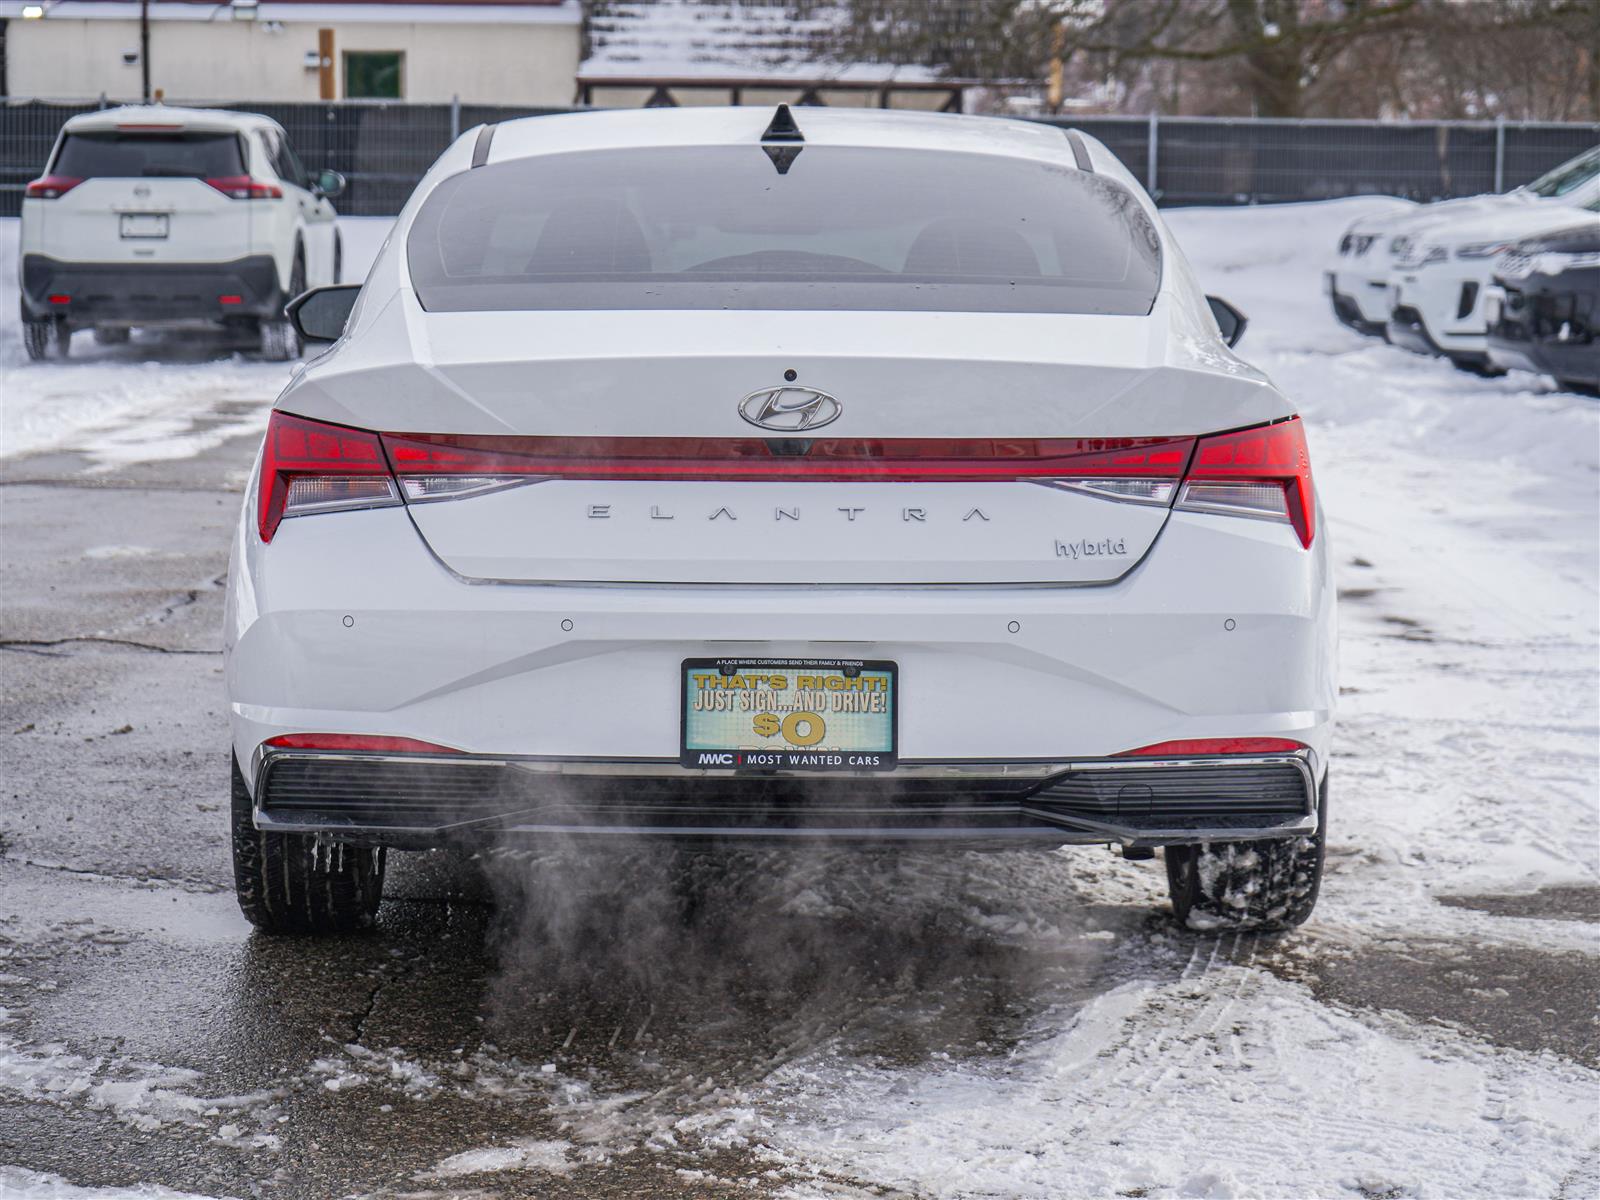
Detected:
[225,106,1335,935]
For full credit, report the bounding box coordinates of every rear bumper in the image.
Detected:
[1386,303,1444,358]
[1326,269,1389,332]
[227,494,1337,851]
[1487,334,1600,387]
[1327,280,1388,338]
[20,253,284,325]
[1390,269,1491,360]
[252,748,1320,849]
[1488,270,1600,387]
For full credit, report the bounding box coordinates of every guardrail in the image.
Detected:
[2,97,1595,217]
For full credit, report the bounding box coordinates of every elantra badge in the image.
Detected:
[738,385,842,432]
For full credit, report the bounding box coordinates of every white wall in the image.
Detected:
[9,17,580,104]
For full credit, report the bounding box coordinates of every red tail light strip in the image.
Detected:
[381,434,1195,482]
[265,734,463,755]
[1116,738,1307,757]
[258,413,394,541]
[205,175,283,200]
[25,175,84,199]
[257,412,1315,548]
[1184,418,1315,547]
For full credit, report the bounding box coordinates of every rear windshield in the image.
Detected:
[53,130,245,179]
[407,145,1163,314]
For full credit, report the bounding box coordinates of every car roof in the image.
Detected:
[484,105,1087,171]
[60,105,280,136]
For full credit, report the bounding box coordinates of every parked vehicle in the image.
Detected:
[19,105,344,362]
[1388,195,1600,372]
[1327,146,1600,345]
[1486,221,1600,395]
[1327,200,1417,338]
[226,106,1335,936]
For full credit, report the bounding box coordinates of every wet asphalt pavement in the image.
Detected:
[1,392,1597,1199]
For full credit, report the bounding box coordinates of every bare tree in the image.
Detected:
[818,0,1597,120]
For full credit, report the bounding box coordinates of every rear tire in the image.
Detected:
[230,757,385,934]
[258,250,305,362]
[23,315,68,361]
[1164,777,1328,932]
[93,326,131,346]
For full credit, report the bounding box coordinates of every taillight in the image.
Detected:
[1177,417,1314,547]
[257,411,399,542]
[264,733,461,755]
[205,175,282,200]
[1116,737,1307,757]
[379,434,1194,496]
[25,175,84,199]
[252,417,1314,549]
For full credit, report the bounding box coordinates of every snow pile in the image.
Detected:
[420,1138,575,1180]
[764,968,1598,1199]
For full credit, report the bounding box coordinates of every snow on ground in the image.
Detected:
[0,217,390,466]
[0,1166,232,1199]
[1169,200,1599,935]
[766,966,1597,1199]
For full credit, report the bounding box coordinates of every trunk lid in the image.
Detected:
[43,177,253,266]
[39,128,255,264]
[289,303,1293,585]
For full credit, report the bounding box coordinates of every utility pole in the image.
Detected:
[140,0,151,102]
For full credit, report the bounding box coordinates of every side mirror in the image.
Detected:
[286,284,361,343]
[1206,295,1248,348]
[311,168,346,198]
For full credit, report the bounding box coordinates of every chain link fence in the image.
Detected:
[1051,115,1598,206]
[2,97,1596,217]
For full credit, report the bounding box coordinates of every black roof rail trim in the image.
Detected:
[1064,129,1094,173]
[471,123,496,168]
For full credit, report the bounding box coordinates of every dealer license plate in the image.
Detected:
[681,658,897,771]
[119,213,169,239]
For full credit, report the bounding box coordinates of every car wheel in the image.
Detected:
[230,756,386,934]
[1556,378,1600,398]
[22,316,55,362]
[1163,777,1328,932]
[259,251,306,362]
[93,326,131,346]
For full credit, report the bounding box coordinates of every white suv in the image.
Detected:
[1383,147,1600,370]
[19,105,343,361]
